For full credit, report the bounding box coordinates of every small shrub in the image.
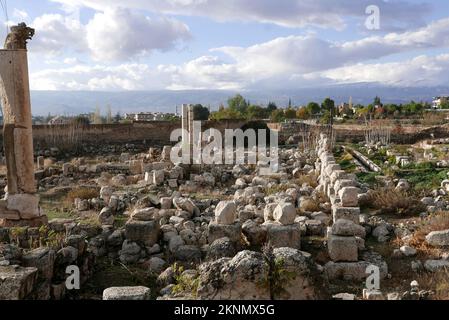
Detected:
[264,184,290,195]
[299,197,320,213]
[364,187,425,216]
[66,187,99,203]
[260,244,296,299]
[294,173,318,188]
[416,269,449,300]
[171,263,200,298]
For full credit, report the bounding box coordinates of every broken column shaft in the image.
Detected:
[0,23,46,226]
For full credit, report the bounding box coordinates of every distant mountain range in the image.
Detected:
[30,84,449,116]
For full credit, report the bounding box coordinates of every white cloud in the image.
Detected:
[30,14,86,54]
[50,0,431,30]
[29,13,449,91]
[13,9,29,20]
[322,54,449,87]
[30,63,171,90]
[30,52,449,91]
[28,8,191,61]
[86,8,191,61]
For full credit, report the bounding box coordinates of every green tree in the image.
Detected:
[373,96,382,106]
[296,107,310,120]
[72,115,90,126]
[114,112,121,123]
[306,102,320,115]
[267,102,277,113]
[441,101,449,109]
[321,98,335,124]
[228,94,249,115]
[192,104,210,120]
[284,107,297,119]
[271,109,285,122]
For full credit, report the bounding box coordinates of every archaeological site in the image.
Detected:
[1,0,449,310]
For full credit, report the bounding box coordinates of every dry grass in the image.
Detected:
[416,269,449,300]
[299,197,320,212]
[417,211,449,235]
[364,187,425,216]
[264,184,291,195]
[294,172,318,188]
[394,211,449,257]
[66,187,99,203]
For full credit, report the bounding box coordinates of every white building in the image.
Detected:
[123,112,178,122]
[48,115,69,125]
[432,96,449,109]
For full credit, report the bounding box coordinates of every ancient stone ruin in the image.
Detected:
[0,24,448,302]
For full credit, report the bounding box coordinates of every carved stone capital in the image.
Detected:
[4,22,35,50]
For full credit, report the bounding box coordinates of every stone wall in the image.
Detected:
[316,134,363,263]
[335,124,449,144]
[0,120,250,150]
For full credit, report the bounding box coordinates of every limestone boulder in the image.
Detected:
[426,229,449,247]
[214,201,237,225]
[173,197,199,217]
[21,247,55,281]
[273,202,296,225]
[103,286,151,300]
[207,237,236,259]
[272,247,321,300]
[0,265,38,300]
[197,251,270,300]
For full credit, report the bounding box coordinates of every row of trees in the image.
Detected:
[208,94,337,123]
[207,94,434,122]
[38,94,439,125]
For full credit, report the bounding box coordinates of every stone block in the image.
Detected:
[338,187,359,207]
[262,222,301,249]
[125,220,160,247]
[6,194,40,219]
[207,222,242,244]
[0,265,38,300]
[332,206,360,224]
[103,286,151,300]
[328,234,358,262]
[21,247,55,281]
[153,170,165,185]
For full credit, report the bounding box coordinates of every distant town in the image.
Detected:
[18,94,449,126]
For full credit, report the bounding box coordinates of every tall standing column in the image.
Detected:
[181,104,189,159]
[0,23,46,226]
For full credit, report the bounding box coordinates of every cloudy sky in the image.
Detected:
[3,0,449,91]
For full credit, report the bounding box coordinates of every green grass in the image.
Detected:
[394,166,447,192]
[334,147,357,172]
[356,172,382,187]
[46,209,74,221]
[114,215,128,228]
